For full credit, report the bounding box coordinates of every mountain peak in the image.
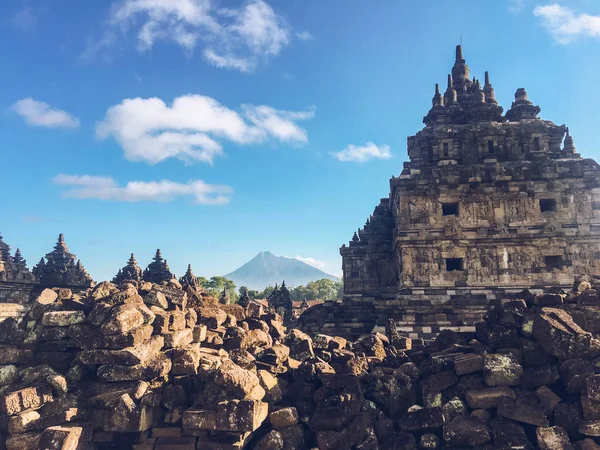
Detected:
[225,251,339,291]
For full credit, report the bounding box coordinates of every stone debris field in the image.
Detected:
[2,276,600,449]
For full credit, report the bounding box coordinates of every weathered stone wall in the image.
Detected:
[339,46,600,339]
[0,282,36,304]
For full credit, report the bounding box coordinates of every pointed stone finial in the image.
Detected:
[506,87,540,121]
[58,234,65,243]
[444,74,458,105]
[515,88,528,102]
[563,127,577,153]
[452,44,470,88]
[352,232,359,242]
[432,83,444,107]
[155,249,162,260]
[13,248,25,265]
[483,71,498,104]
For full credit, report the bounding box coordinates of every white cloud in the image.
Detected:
[87,0,301,71]
[12,98,80,129]
[332,142,392,163]
[293,256,326,269]
[295,30,313,41]
[96,94,314,165]
[53,174,232,205]
[534,4,600,44]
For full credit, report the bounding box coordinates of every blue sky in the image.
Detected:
[2,0,600,282]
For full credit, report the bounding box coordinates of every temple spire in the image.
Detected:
[563,127,577,154]
[143,249,174,284]
[444,74,458,105]
[180,263,201,291]
[506,88,541,121]
[113,252,143,284]
[219,287,230,305]
[483,71,498,104]
[12,249,25,265]
[451,44,470,88]
[432,83,444,107]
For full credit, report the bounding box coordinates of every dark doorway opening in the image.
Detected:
[539,199,557,212]
[446,258,464,272]
[443,203,459,216]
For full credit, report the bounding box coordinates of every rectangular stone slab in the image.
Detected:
[78,336,164,366]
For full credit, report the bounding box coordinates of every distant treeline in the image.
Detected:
[188,276,344,303]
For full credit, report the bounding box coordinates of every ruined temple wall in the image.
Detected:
[399,238,600,288]
[395,180,600,231]
[0,281,35,303]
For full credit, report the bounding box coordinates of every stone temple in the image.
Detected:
[333,45,600,339]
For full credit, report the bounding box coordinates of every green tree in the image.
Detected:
[259,285,275,299]
[196,276,238,303]
[290,279,344,301]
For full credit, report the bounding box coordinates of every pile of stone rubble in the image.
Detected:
[2,277,600,449]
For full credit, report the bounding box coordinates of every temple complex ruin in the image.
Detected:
[329,45,600,339]
[0,234,93,303]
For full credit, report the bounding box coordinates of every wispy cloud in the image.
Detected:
[53,175,233,205]
[332,142,392,163]
[295,30,313,41]
[85,0,305,71]
[21,215,52,223]
[11,98,80,129]
[508,0,528,14]
[294,255,326,269]
[96,94,314,165]
[13,7,38,32]
[534,4,600,44]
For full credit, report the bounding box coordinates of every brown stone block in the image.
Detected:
[465,387,515,410]
[152,427,182,438]
[269,407,299,430]
[38,425,83,450]
[454,354,484,375]
[182,410,217,431]
[0,346,33,365]
[78,335,164,366]
[163,329,193,349]
[216,400,268,432]
[155,437,197,450]
[536,426,573,450]
[41,311,85,327]
[5,431,42,450]
[0,384,53,416]
[580,421,600,437]
[97,353,172,382]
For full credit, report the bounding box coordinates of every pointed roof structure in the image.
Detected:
[143,249,175,284]
[219,287,230,305]
[113,253,143,284]
[563,127,578,154]
[34,234,93,287]
[238,288,251,308]
[180,264,201,291]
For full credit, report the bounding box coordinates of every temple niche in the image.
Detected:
[339,45,600,339]
[33,234,94,289]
